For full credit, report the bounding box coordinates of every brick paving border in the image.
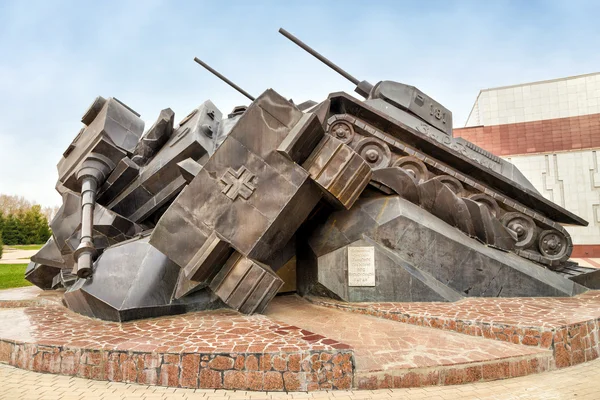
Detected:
[0,340,353,391]
[2,358,600,399]
[1,288,598,391]
[0,291,356,392]
[354,353,551,389]
[307,296,600,369]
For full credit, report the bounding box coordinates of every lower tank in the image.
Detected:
[298,193,587,303]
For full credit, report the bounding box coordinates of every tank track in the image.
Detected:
[327,114,573,268]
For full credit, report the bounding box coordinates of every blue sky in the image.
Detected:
[1,0,599,208]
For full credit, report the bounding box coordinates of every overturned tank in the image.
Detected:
[26,28,598,321]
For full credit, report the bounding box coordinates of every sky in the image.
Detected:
[0,0,599,208]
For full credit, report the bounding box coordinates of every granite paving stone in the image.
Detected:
[306,291,600,371]
[309,290,600,328]
[265,295,551,388]
[1,288,598,391]
[2,358,600,399]
[0,288,353,391]
[0,305,342,354]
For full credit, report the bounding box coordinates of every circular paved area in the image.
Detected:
[266,295,552,387]
[1,357,599,399]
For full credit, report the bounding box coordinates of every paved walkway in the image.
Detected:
[0,286,42,301]
[0,247,37,264]
[266,296,549,376]
[1,357,599,399]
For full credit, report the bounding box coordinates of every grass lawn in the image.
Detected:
[7,244,44,251]
[0,264,32,290]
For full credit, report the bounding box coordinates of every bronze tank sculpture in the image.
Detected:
[24,28,598,321]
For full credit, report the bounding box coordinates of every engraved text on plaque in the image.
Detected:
[348,246,375,286]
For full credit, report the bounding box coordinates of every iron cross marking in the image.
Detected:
[220,166,257,201]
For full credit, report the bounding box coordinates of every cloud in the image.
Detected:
[0,0,598,207]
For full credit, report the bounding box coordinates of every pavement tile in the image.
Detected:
[308,290,600,329]
[1,287,600,394]
[265,296,549,376]
[0,302,340,356]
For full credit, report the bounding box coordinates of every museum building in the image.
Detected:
[455,72,600,258]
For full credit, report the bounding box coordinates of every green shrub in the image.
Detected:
[0,206,50,245]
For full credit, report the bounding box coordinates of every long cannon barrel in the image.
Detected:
[278,28,373,97]
[278,28,360,85]
[194,57,255,101]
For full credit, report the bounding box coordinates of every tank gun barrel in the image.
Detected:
[194,57,255,101]
[278,28,360,85]
[278,28,373,98]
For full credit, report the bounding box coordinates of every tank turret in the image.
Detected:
[279,27,587,271]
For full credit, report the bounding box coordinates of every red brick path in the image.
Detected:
[308,291,600,370]
[0,300,352,391]
[266,296,551,389]
[3,288,600,391]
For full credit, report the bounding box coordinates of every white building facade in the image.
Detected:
[456,73,600,257]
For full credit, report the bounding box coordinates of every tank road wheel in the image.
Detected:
[432,175,463,196]
[500,212,536,249]
[393,156,428,183]
[355,137,391,169]
[538,230,569,261]
[468,193,500,217]
[329,121,355,144]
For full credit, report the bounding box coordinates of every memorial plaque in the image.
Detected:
[348,246,375,286]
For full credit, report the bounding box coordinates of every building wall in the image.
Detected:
[466,73,600,127]
[455,72,600,256]
[504,150,600,252]
[457,113,600,156]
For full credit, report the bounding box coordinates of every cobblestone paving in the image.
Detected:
[1,288,598,391]
[1,358,599,399]
[0,304,347,354]
[306,292,600,370]
[265,296,549,376]
[308,290,600,328]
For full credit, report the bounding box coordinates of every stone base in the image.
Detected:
[2,287,599,391]
[300,195,586,302]
[309,290,600,370]
[354,355,551,390]
[0,289,352,392]
[0,340,352,391]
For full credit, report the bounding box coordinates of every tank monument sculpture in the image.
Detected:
[25,28,600,322]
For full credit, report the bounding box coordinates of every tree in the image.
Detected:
[33,206,52,243]
[0,195,54,245]
[42,205,60,223]
[0,194,33,215]
[9,206,51,245]
[19,209,36,244]
[2,215,22,245]
[0,231,3,259]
